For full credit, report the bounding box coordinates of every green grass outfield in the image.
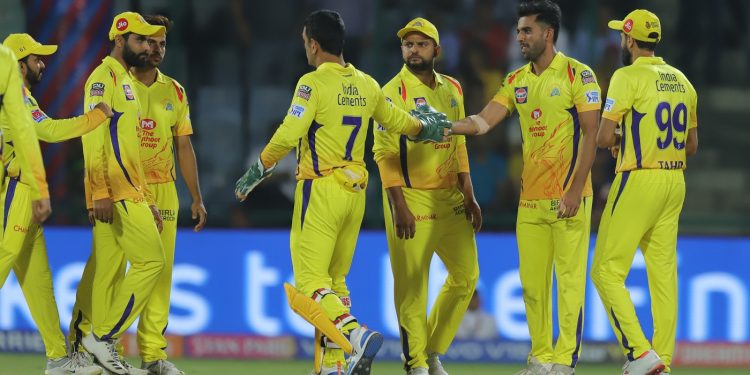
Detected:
[1,354,748,375]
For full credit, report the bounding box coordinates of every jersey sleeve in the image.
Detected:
[261,75,319,166]
[32,96,107,143]
[572,63,602,112]
[687,80,698,129]
[82,69,115,201]
[455,93,469,173]
[491,72,517,114]
[0,51,48,200]
[371,80,422,137]
[601,69,634,123]
[373,82,405,188]
[172,81,193,136]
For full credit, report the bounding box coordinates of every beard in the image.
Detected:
[621,44,633,66]
[25,67,42,86]
[405,55,433,73]
[521,42,544,62]
[123,42,148,68]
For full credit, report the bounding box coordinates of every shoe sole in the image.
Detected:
[347,332,383,375]
[646,364,666,375]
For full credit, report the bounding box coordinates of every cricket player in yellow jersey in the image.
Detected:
[0,33,112,375]
[591,10,698,375]
[234,10,450,375]
[68,12,167,375]
[449,1,600,374]
[130,15,206,375]
[373,18,480,375]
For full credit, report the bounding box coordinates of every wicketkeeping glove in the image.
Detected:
[410,104,452,142]
[235,158,276,201]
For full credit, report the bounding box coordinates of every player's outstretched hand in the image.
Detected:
[235,158,276,202]
[411,104,452,142]
[464,197,482,233]
[94,102,114,118]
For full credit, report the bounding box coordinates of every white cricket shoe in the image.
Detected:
[427,353,448,375]
[82,334,127,374]
[407,368,429,375]
[514,356,551,375]
[622,350,666,375]
[142,359,185,375]
[345,326,383,375]
[45,356,103,375]
[120,358,149,375]
[549,363,575,375]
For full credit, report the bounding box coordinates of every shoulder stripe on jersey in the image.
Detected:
[400,80,407,102]
[508,67,523,85]
[172,81,184,102]
[441,75,463,96]
[108,69,117,85]
[567,63,574,84]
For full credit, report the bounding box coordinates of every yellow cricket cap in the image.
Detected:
[2,33,57,60]
[608,9,661,43]
[109,11,165,41]
[397,17,439,45]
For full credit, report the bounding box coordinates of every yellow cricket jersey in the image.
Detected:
[493,52,600,200]
[260,62,423,179]
[82,56,152,208]
[373,65,469,189]
[132,69,192,184]
[1,87,106,187]
[0,45,48,200]
[602,56,697,172]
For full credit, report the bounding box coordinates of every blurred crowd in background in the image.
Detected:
[1,0,748,233]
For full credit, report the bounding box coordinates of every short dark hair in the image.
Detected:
[143,14,172,33]
[303,10,345,55]
[635,38,658,51]
[518,0,562,43]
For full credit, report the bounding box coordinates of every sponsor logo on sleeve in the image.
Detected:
[289,104,306,118]
[580,70,596,85]
[515,87,528,104]
[586,91,600,104]
[414,97,427,107]
[30,109,48,123]
[90,82,105,97]
[296,85,312,101]
[604,98,615,112]
[123,84,135,101]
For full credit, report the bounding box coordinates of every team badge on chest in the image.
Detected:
[123,84,135,101]
[515,87,528,104]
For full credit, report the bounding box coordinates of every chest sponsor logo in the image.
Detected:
[123,84,135,101]
[414,97,427,107]
[165,102,174,111]
[31,109,48,123]
[90,82,105,97]
[289,104,305,118]
[550,87,560,97]
[450,97,458,108]
[604,98,615,112]
[531,108,543,120]
[580,70,596,85]
[296,84,312,101]
[515,87,528,104]
[586,90,600,104]
[141,118,157,130]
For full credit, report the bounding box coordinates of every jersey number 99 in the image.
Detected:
[655,102,687,150]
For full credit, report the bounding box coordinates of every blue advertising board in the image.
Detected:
[0,228,747,344]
